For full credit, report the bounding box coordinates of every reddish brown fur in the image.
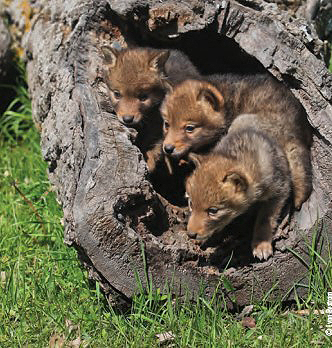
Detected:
[186,123,291,260]
[161,80,226,157]
[162,74,312,209]
[102,47,199,171]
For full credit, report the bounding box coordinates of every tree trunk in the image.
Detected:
[3,0,332,307]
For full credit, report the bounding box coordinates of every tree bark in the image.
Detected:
[3,0,332,307]
[0,17,10,78]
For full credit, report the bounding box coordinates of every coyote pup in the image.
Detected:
[186,115,291,260]
[102,46,199,171]
[161,74,312,209]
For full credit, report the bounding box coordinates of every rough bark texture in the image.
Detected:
[0,17,10,78]
[3,0,332,306]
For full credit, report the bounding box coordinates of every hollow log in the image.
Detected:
[4,0,332,307]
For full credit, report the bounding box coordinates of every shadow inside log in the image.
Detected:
[125,14,267,75]
[148,157,195,207]
[113,191,170,237]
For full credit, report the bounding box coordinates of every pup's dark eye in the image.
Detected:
[164,120,169,130]
[185,125,196,133]
[113,90,121,99]
[138,93,149,102]
[207,207,219,216]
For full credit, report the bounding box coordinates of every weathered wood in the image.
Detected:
[0,17,10,78]
[3,0,332,306]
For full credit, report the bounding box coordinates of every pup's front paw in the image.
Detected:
[252,241,273,261]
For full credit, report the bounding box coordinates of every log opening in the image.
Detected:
[94,5,314,271]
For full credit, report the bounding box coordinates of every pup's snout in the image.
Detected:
[187,230,197,239]
[163,144,175,154]
[122,115,134,124]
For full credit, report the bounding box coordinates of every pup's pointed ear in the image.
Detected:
[101,46,119,67]
[149,50,170,72]
[188,153,204,168]
[197,84,224,112]
[223,172,248,193]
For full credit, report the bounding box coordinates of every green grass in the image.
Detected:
[0,65,332,347]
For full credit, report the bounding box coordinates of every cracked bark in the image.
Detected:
[3,0,332,307]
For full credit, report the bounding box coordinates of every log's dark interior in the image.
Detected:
[105,5,267,75]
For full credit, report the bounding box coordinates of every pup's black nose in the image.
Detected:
[122,115,134,124]
[163,144,175,154]
[187,230,197,239]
